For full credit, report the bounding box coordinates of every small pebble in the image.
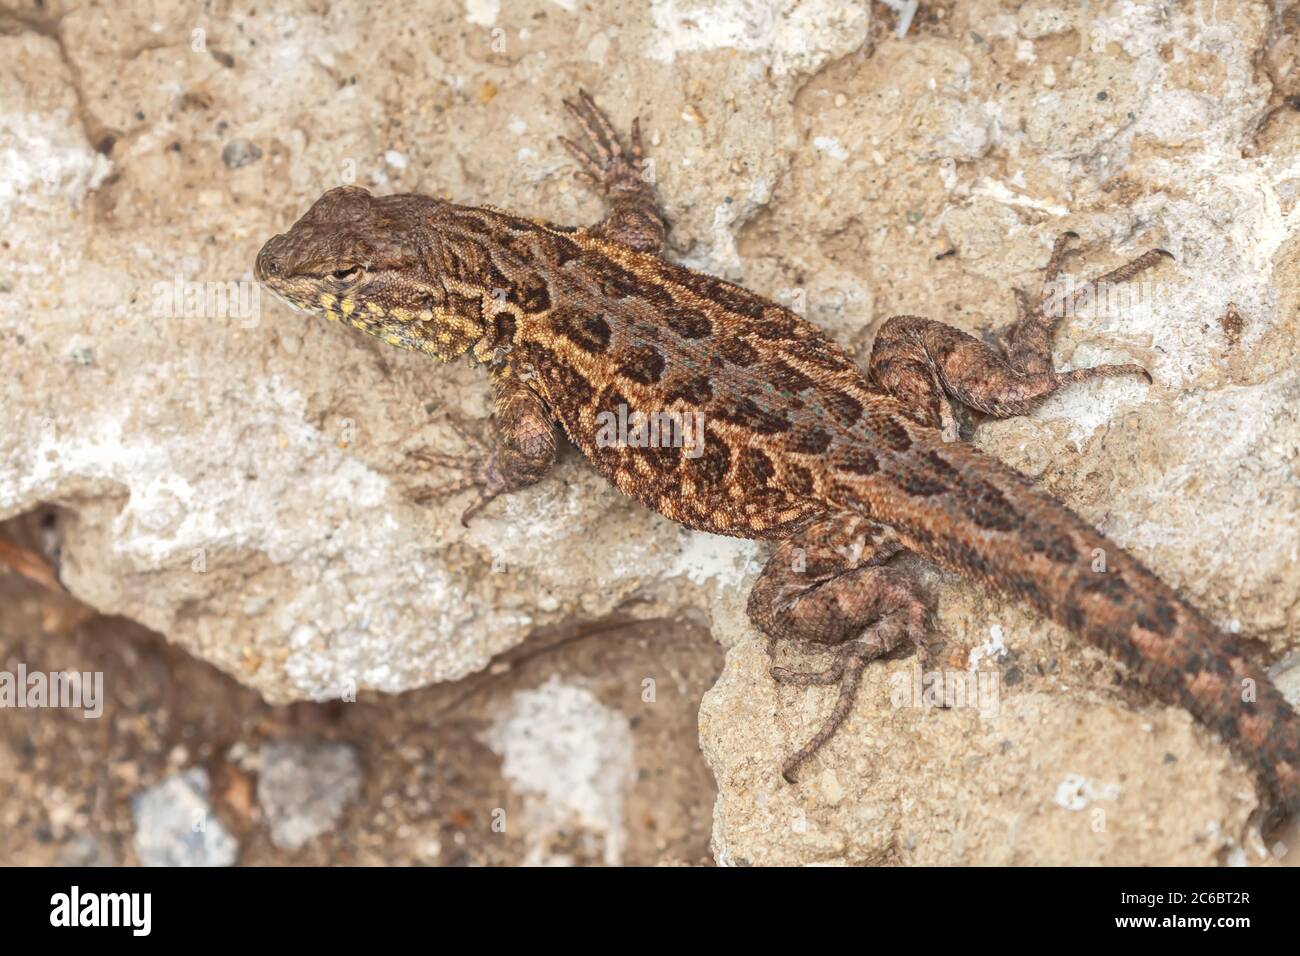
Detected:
[257,740,362,850]
[222,139,263,170]
[131,768,238,867]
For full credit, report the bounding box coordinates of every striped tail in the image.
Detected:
[855,435,1300,813]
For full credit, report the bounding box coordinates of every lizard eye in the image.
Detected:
[332,265,362,281]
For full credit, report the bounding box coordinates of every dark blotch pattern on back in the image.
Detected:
[717,338,761,368]
[833,446,879,476]
[785,463,814,496]
[714,396,792,435]
[617,344,667,385]
[553,306,612,353]
[629,441,682,476]
[547,358,594,407]
[663,374,714,408]
[825,391,865,429]
[1027,529,1079,565]
[763,361,817,396]
[512,273,551,313]
[750,309,801,340]
[686,274,767,318]
[899,468,949,496]
[595,259,674,306]
[684,432,731,488]
[790,425,833,455]
[875,415,912,450]
[740,447,776,483]
[665,307,712,339]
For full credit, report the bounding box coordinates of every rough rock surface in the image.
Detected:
[2,1,1298,866]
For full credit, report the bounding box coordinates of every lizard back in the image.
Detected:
[435,203,922,539]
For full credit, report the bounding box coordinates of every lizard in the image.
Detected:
[255,90,1300,816]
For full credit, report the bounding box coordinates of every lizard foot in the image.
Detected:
[558,89,648,196]
[775,642,873,785]
[1002,231,1171,379]
[748,516,929,783]
[557,90,667,253]
[771,611,930,785]
[410,414,508,526]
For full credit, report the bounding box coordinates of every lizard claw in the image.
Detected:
[412,457,508,527]
[442,411,489,453]
[558,90,647,195]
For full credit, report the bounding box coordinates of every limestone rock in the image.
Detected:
[3,0,1297,866]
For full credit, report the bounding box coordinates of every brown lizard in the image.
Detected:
[255,91,1299,815]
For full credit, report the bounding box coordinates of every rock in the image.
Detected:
[2,0,1297,867]
[479,676,635,865]
[257,741,362,850]
[57,833,118,867]
[131,768,238,867]
[0,35,110,222]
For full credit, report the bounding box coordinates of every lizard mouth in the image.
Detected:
[264,287,309,313]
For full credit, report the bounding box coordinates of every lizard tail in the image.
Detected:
[853,435,1300,814]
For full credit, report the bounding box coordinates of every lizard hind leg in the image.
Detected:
[868,234,1171,424]
[747,513,930,783]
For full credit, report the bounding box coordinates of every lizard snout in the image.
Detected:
[254,238,287,282]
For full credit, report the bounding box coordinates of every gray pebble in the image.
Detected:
[131,767,238,867]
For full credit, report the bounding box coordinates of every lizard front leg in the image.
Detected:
[748,513,930,783]
[412,372,558,526]
[559,90,669,254]
[868,233,1169,427]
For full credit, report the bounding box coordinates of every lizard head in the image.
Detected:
[255,185,484,359]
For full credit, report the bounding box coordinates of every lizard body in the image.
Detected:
[256,92,1299,812]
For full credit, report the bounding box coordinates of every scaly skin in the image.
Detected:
[255,92,1299,813]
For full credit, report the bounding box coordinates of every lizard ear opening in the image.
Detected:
[332,265,362,281]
